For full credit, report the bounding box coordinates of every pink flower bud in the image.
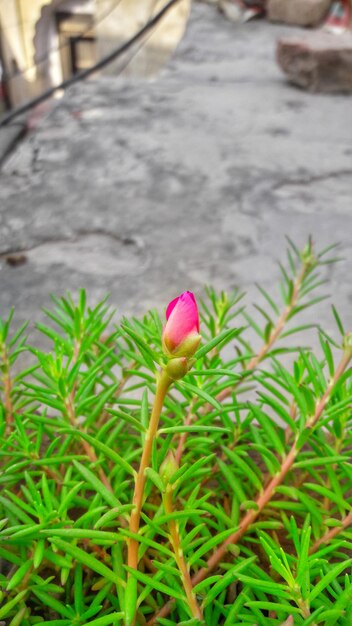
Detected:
[162,291,201,358]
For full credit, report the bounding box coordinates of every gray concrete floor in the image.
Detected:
[0,121,26,166]
[0,3,351,347]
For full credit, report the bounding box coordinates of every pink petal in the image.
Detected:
[163,291,199,353]
[166,292,197,322]
[166,295,181,320]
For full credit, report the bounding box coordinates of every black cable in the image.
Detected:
[0,0,182,128]
[2,0,123,84]
[113,2,175,78]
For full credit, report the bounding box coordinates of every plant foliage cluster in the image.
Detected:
[0,239,351,626]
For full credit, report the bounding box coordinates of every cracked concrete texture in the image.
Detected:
[0,2,352,346]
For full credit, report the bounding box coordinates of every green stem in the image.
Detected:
[163,485,203,622]
[125,370,172,626]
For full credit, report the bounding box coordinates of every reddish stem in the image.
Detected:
[1,345,14,436]
[310,510,352,554]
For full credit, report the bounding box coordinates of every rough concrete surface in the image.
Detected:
[0,122,27,165]
[0,3,352,349]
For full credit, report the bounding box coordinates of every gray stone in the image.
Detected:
[268,0,331,27]
[277,31,352,92]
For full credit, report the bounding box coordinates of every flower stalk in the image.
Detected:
[125,291,200,625]
[163,484,203,622]
[125,369,172,625]
[127,371,172,567]
[161,454,203,622]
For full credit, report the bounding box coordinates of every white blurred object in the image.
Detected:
[219,0,266,23]
[219,0,243,22]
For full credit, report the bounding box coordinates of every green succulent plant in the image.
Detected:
[0,239,351,626]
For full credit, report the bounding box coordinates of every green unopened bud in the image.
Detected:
[343,332,352,356]
[163,333,201,359]
[301,240,317,270]
[165,356,189,381]
[174,333,201,358]
[160,452,179,487]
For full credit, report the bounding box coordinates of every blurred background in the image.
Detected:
[0,0,190,110]
[0,0,351,347]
